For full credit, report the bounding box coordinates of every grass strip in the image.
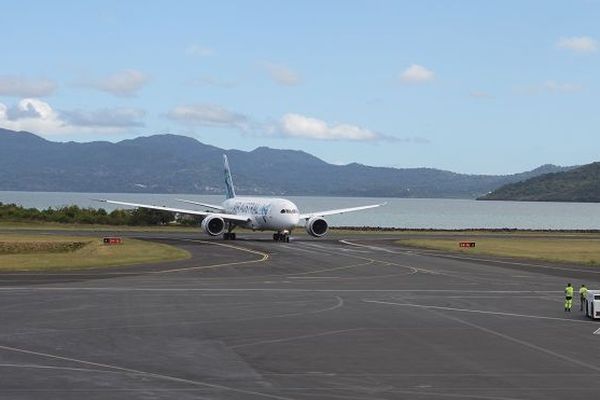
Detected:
[396,237,600,265]
[0,240,88,255]
[0,234,190,271]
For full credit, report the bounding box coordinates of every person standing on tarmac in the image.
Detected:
[565,283,574,312]
[579,284,588,311]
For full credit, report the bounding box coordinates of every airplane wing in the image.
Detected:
[298,202,386,220]
[175,198,225,211]
[95,199,249,222]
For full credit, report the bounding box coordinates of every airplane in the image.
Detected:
[97,155,385,242]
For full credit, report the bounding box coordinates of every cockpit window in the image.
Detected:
[281,208,299,214]
[280,209,285,214]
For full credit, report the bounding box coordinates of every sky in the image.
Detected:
[0,0,599,175]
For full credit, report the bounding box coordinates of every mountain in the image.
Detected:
[479,162,600,202]
[0,128,572,198]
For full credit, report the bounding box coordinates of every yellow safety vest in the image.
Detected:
[580,287,588,298]
[565,286,574,298]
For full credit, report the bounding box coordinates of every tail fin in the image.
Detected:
[223,154,236,199]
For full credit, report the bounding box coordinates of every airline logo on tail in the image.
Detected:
[223,155,236,199]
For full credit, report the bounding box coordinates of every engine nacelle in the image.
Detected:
[200,215,225,236]
[305,217,328,237]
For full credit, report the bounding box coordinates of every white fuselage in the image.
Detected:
[222,197,300,231]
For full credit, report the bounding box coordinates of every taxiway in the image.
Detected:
[1,231,599,399]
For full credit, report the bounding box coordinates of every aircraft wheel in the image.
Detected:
[273,233,279,241]
[223,232,230,240]
[285,236,290,243]
[230,233,236,240]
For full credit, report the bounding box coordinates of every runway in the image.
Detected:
[1,231,599,400]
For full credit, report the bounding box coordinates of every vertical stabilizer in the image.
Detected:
[223,154,236,199]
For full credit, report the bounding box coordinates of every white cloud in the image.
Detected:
[264,62,301,86]
[400,64,435,83]
[165,104,420,143]
[166,104,248,129]
[0,76,57,97]
[556,36,597,53]
[470,91,494,99]
[542,81,583,93]
[189,76,238,88]
[0,98,146,134]
[278,113,379,141]
[0,99,63,133]
[518,81,584,95]
[185,44,214,57]
[84,69,149,97]
[62,108,145,128]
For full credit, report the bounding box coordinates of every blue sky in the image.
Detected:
[0,0,599,174]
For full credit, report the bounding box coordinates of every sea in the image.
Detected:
[1,191,599,230]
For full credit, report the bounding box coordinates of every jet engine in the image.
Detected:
[201,215,225,236]
[305,217,328,237]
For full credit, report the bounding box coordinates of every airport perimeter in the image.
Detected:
[1,231,600,400]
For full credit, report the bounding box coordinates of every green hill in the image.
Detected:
[479,162,600,202]
[0,128,572,198]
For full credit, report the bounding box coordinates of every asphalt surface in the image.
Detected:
[1,231,600,400]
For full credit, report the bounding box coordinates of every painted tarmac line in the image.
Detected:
[339,239,405,254]
[285,259,375,277]
[0,287,562,293]
[288,240,420,275]
[417,249,600,275]
[0,238,270,276]
[425,309,600,375]
[229,327,364,349]
[0,344,294,400]
[341,240,485,280]
[343,238,600,277]
[152,240,269,274]
[363,299,596,325]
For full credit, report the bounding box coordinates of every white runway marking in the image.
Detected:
[426,309,600,374]
[230,328,364,349]
[363,299,595,325]
[594,328,600,335]
[342,238,600,281]
[416,249,600,275]
[339,239,404,254]
[0,344,294,400]
[0,287,562,293]
[285,260,375,277]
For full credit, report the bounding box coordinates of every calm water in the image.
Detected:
[1,191,600,230]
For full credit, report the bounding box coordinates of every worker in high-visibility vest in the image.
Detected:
[579,284,588,311]
[565,283,574,312]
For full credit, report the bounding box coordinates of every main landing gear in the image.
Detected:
[223,223,237,240]
[273,232,290,243]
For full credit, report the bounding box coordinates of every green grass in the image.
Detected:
[396,236,600,265]
[0,233,190,271]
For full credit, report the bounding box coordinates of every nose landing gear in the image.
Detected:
[273,232,290,243]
